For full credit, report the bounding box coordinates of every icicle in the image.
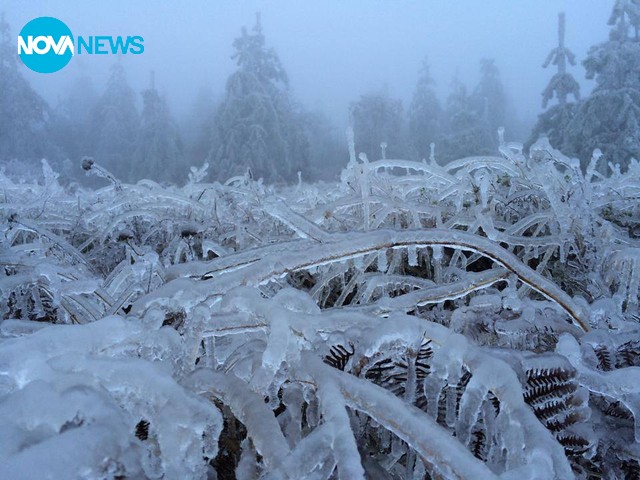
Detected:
[628,257,640,309]
[378,249,388,273]
[204,337,216,368]
[445,384,458,428]
[432,246,443,283]
[236,439,257,480]
[30,285,45,319]
[358,153,371,231]
[411,209,422,229]
[498,127,505,147]
[354,255,364,271]
[389,248,403,272]
[282,383,305,445]
[407,246,419,267]
[455,380,488,447]
[424,375,447,419]
[502,412,526,471]
[480,173,490,209]
[346,126,356,166]
[481,400,496,456]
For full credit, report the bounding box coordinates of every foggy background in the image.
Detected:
[0,0,619,183]
[3,0,610,127]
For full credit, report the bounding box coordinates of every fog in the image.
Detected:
[3,0,611,134]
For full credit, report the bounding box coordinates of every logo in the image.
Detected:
[18,16,144,74]
[18,17,74,73]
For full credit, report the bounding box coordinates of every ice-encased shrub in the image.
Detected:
[1,138,640,478]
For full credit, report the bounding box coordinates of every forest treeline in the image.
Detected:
[1,1,639,184]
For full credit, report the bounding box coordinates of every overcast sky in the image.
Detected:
[3,0,613,139]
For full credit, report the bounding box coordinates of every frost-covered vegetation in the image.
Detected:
[2,131,640,479]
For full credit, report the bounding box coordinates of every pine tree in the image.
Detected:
[350,89,405,161]
[0,14,52,164]
[564,1,640,170]
[210,13,308,183]
[439,75,493,162]
[408,57,442,160]
[133,72,184,182]
[89,62,139,182]
[528,12,581,154]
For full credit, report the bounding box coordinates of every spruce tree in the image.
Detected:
[408,58,442,160]
[439,75,493,162]
[300,110,345,181]
[89,62,139,182]
[211,13,308,183]
[51,67,98,170]
[0,14,52,164]
[564,1,640,170]
[133,72,184,182]
[471,59,506,140]
[528,12,581,154]
[184,84,217,167]
[350,89,404,161]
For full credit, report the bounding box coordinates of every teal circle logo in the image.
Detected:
[18,17,74,74]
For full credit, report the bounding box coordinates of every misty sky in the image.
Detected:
[3,0,613,139]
